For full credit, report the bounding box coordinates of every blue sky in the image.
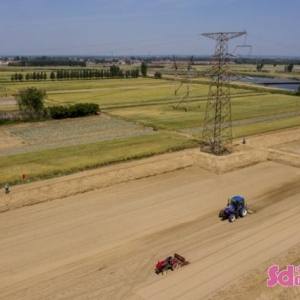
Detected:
[1,0,299,57]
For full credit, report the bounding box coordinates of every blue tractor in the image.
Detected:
[219,195,248,222]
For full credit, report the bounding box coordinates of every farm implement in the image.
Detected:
[155,253,189,275]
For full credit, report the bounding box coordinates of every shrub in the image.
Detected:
[154,71,162,79]
[49,103,100,119]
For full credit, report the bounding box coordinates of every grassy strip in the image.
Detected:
[47,87,253,109]
[232,94,300,120]
[0,132,198,186]
[191,116,300,139]
[232,116,300,138]
[3,78,171,93]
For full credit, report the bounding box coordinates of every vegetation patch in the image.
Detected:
[49,103,100,119]
[106,93,300,131]
[0,65,300,187]
[0,133,198,186]
[232,116,300,138]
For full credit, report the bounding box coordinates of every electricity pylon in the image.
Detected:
[173,56,194,111]
[201,31,246,155]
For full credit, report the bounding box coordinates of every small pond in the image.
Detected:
[237,76,300,91]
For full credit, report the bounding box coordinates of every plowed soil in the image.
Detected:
[1,128,300,300]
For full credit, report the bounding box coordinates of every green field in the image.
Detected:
[2,77,255,107]
[106,93,300,130]
[0,133,198,185]
[0,65,299,186]
[232,116,300,138]
[1,67,299,135]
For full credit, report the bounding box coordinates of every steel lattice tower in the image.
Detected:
[201,31,246,155]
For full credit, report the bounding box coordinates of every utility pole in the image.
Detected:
[201,31,246,155]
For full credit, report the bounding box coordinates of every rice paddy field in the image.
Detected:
[0,64,300,184]
[1,65,300,133]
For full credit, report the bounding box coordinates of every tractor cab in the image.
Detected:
[229,195,245,209]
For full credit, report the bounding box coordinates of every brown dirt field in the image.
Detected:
[0,128,26,149]
[1,127,300,300]
[0,114,153,156]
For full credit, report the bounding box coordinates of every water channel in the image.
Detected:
[237,76,300,91]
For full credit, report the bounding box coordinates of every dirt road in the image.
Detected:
[1,160,300,300]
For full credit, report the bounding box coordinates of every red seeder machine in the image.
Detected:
[155,253,189,275]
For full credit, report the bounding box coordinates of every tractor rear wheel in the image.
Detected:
[229,214,236,222]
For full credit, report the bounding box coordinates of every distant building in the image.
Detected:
[0,60,9,66]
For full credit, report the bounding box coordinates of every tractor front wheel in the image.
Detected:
[239,208,248,218]
[219,210,225,218]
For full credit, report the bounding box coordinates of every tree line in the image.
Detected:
[256,62,295,72]
[11,66,140,81]
[9,58,86,67]
[11,72,47,81]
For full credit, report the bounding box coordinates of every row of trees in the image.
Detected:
[256,63,295,72]
[9,58,86,67]
[49,67,140,80]
[11,66,141,81]
[11,72,48,81]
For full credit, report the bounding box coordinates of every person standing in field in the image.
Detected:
[4,183,9,194]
